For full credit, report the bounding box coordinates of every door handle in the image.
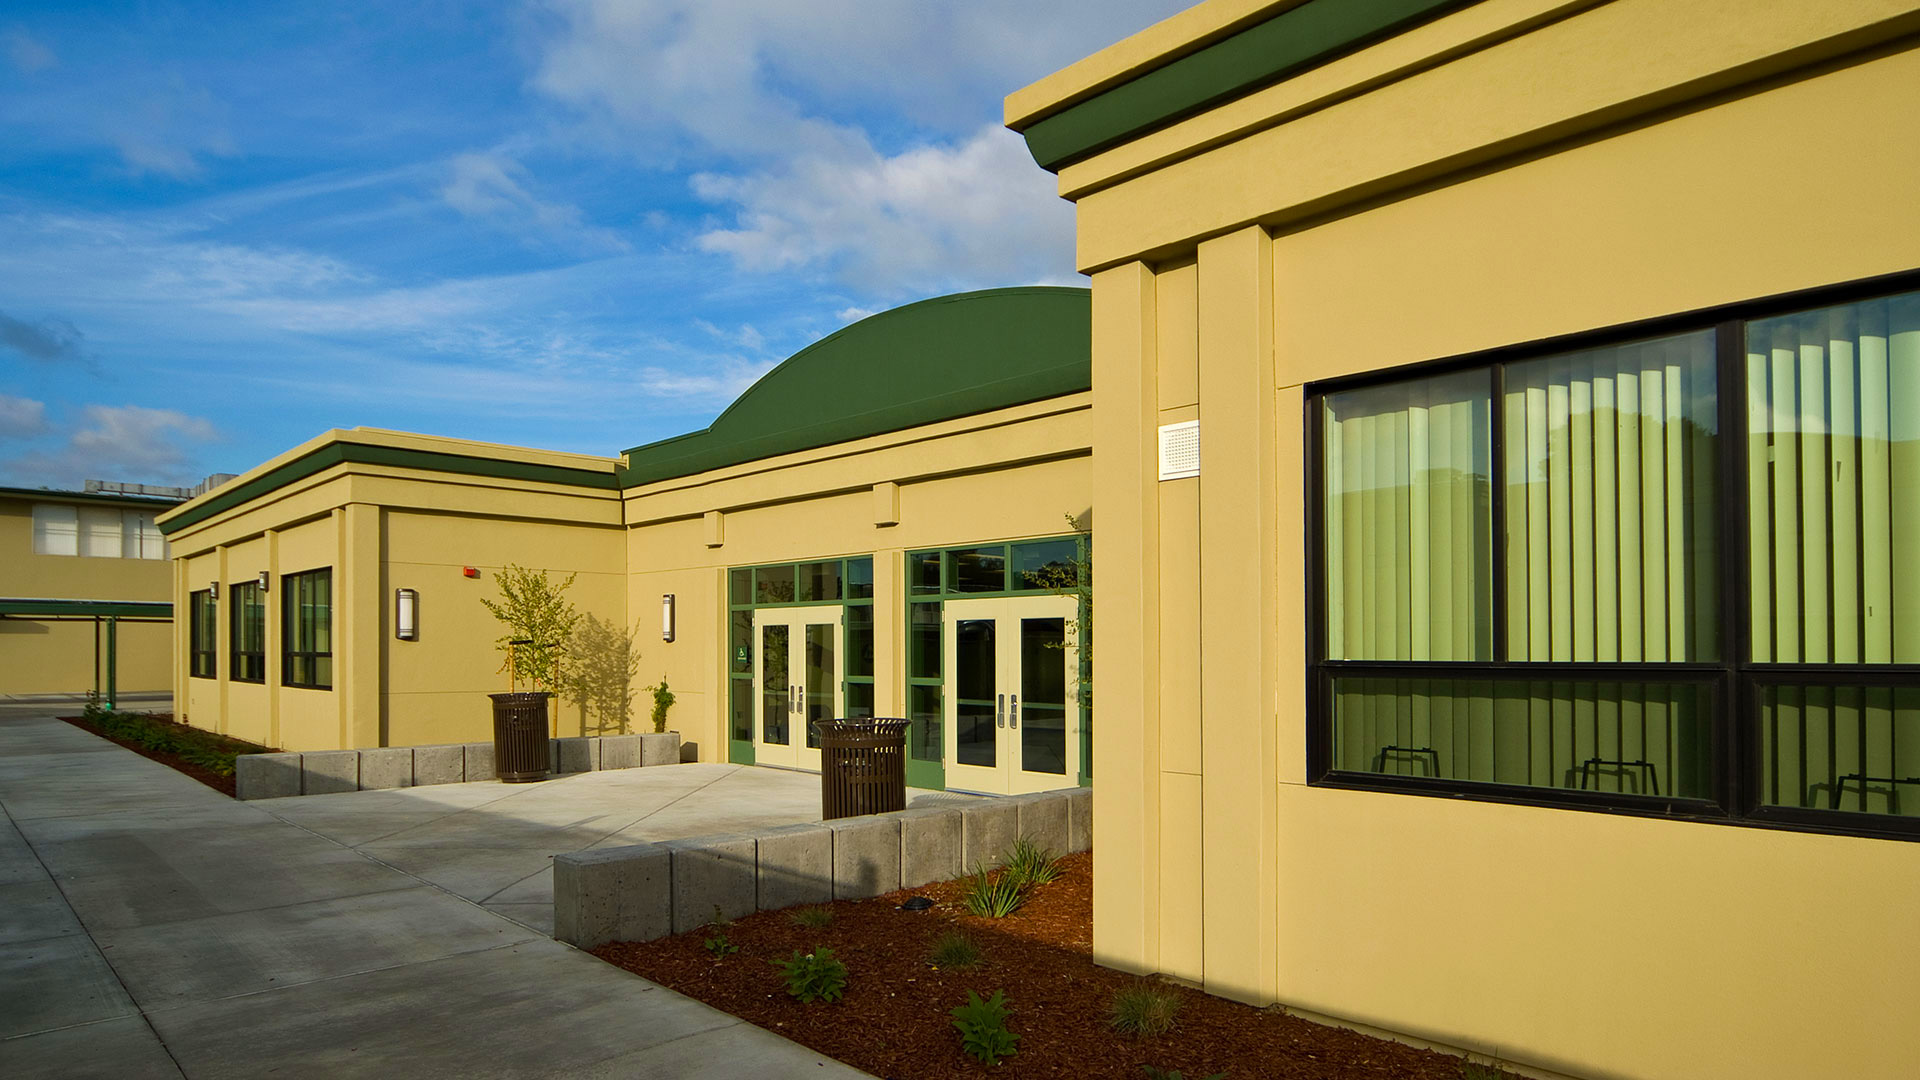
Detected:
[791,684,799,713]
[1010,694,1019,728]
[997,693,1004,728]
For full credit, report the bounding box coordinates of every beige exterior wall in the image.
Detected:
[0,492,174,696]
[165,430,626,751]
[1028,2,1920,1078]
[624,394,1092,760]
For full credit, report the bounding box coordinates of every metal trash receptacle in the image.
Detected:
[489,692,552,782]
[814,717,910,819]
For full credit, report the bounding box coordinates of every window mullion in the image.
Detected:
[1716,318,1749,815]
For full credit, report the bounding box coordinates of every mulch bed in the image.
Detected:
[58,713,274,798]
[593,852,1512,1079]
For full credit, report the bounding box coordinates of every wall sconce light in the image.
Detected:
[208,581,219,599]
[661,594,676,642]
[257,570,271,592]
[395,589,418,641]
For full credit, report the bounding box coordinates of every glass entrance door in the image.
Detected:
[942,595,1080,794]
[752,608,838,771]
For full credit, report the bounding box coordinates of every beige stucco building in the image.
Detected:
[1008,1,1920,1078]
[159,288,1094,796]
[1,484,176,700]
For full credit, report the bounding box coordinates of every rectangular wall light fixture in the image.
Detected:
[396,588,418,641]
[257,570,271,592]
[209,581,219,599]
[661,594,675,642]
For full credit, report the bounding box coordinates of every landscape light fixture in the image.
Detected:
[395,588,418,641]
[661,594,675,642]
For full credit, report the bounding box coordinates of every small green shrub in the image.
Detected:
[772,948,847,1003]
[1141,1068,1225,1080]
[1460,1064,1509,1080]
[648,677,676,734]
[951,989,1019,1065]
[788,905,834,929]
[927,930,982,969]
[1110,981,1184,1037]
[1002,835,1061,887]
[960,865,1025,918]
[703,933,738,957]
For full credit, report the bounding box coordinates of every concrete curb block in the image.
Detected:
[235,730,683,800]
[551,787,1092,948]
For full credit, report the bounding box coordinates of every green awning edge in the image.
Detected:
[1018,0,1482,172]
[0,599,173,619]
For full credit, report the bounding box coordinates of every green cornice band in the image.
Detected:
[1019,0,1481,172]
[0,485,184,509]
[0,599,173,619]
[157,443,618,535]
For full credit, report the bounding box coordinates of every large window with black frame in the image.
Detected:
[189,589,217,678]
[229,580,265,683]
[1307,275,1920,840]
[282,568,332,690]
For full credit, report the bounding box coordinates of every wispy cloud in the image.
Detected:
[0,394,49,440]
[440,152,629,253]
[0,309,88,365]
[1,403,220,488]
[4,29,56,74]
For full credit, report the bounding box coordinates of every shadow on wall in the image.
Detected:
[568,614,641,737]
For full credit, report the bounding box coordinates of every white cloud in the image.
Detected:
[440,152,629,253]
[691,124,1074,294]
[5,29,56,74]
[2,404,220,488]
[0,394,48,440]
[530,0,1184,295]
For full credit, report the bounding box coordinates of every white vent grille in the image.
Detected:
[1158,420,1199,481]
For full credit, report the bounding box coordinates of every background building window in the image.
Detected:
[189,590,217,679]
[29,503,169,559]
[283,568,332,690]
[1312,281,1920,836]
[230,581,265,683]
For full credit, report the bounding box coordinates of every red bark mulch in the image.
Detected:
[593,852,1512,1080]
[59,712,275,798]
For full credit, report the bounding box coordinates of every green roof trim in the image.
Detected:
[0,485,184,509]
[619,287,1091,487]
[0,599,173,619]
[158,442,618,535]
[1018,0,1481,172]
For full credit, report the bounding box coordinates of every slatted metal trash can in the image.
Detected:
[815,717,911,820]
[489,692,552,783]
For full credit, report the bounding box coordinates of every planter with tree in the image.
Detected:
[480,563,581,782]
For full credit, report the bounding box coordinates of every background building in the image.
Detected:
[1007,1,1920,1078]
[0,482,185,702]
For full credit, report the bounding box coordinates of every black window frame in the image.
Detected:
[189,589,217,679]
[282,567,333,691]
[1305,267,1920,843]
[229,580,265,684]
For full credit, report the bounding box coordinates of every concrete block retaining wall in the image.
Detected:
[235,731,682,800]
[553,786,1092,950]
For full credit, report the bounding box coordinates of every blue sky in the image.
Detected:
[0,0,1184,490]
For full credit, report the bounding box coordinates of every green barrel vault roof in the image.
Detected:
[618,287,1092,486]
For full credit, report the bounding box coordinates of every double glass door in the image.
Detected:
[943,595,1080,794]
[753,608,839,771]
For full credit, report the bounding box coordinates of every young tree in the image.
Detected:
[479,564,582,697]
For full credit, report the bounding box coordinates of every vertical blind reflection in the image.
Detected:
[1747,290,1920,663]
[1505,331,1719,662]
[1762,684,1920,816]
[1324,370,1492,660]
[1333,677,1713,798]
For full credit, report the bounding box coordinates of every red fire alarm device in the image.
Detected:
[462,566,480,579]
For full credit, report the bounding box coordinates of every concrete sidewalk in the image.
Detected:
[0,706,871,1079]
